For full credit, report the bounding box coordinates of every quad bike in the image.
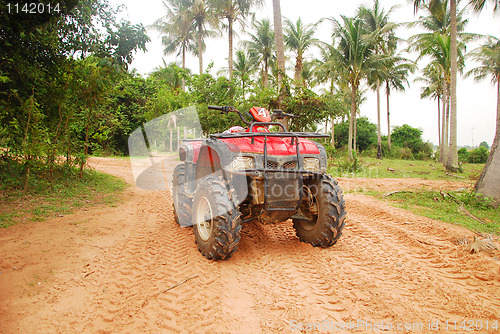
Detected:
[172,105,346,260]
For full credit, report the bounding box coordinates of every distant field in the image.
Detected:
[329,157,484,182]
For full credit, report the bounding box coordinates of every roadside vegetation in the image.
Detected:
[369,189,499,236]
[0,168,126,228]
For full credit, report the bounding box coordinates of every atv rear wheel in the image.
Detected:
[172,164,192,227]
[293,175,346,247]
[192,176,242,260]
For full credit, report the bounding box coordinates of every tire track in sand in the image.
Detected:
[12,158,496,334]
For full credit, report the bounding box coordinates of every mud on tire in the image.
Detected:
[293,175,346,247]
[172,164,192,227]
[192,175,242,260]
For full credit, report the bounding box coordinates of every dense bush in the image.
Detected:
[390,124,433,160]
[468,146,489,163]
[458,147,469,163]
[334,117,377,152]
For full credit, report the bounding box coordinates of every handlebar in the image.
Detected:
[207,105,297,125]
[272,109,298,120]
[208,105,235,113]
[208,105,251,125]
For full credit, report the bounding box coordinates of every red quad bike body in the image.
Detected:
[172,106,346,260]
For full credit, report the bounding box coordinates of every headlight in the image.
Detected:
[232,156,254,170]
[303,158,319,172]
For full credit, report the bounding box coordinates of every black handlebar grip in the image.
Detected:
[208,105,223,111]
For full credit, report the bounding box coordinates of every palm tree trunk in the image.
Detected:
[446,0,459,171]
[437,96,441,152]
[228,18,234,80]
[475,77,500,201]
[354,117,357,152]
[386,84,391,151]
[348,84,357,161]
[294,53,303,83]
[440,82,447,163]
[330,117,335,146]
[263,62,268,87]
[273,0,286,109]
[182,47,186,92]
[197,23,203,75]
[444,95,450,159]
[376,78,382,159]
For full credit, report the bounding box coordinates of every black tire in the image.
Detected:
[172,164,192,227]
[192,175,242,260]
[293,175,346,247]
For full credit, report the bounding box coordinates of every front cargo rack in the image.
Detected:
[210,123,329,212]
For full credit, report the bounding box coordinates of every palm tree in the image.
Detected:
[330,16,380,160]
[467,0,500,200]
[233,48,257,96]
[410,31,466,163]
[213,0,263,80]
[357,0,398,158]
[412,0,458,171]
[415,63,444,153]
[383,54,416,151]
[272,0,286,111]
[150,60,191,90]
[243,19,275,88]
[151,0,196,91]
[468,36,500,201]
[283,17,320,84]
[189,0,219,74]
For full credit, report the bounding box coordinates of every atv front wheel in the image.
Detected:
[293,175,346,247]
[192,176,242,260]
[172,164,192,226]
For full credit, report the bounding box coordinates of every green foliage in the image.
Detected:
[336,154,364,174]
[334,117,377,152]
[399,147,414,160]
[285,87,327,132]
[391,124,422,151]
[468,146,489,163]
[323,143,336,158]
[0,0,150,182]
[391,124,433,160]
[479,141,490,149]
[458,147,469,162]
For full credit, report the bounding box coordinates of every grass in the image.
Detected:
[0,169,126,228]
[367,189,499,235]
[328,156,484,182]
[325,155,497,235]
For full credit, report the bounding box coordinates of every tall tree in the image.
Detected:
[383,54,415,151]
[189,0,219,74]
[412,0,459,171]
[330,16,380,160]
[244,19,275,88]
[408,1,472,163]
[272,0,286,111]
[283,18,320,84]
[357,0,397,158]
[415,63,445,152]
[151,0,196,91]
[213,0,263,80]
[232,48,257,96]
[468,36,500,201]
[467,0,500,201]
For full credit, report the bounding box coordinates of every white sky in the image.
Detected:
[109,0,500,147]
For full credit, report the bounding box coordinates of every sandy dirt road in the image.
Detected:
[0,157,499,333]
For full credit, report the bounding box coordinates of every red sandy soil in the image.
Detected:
[0,157,499,333]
